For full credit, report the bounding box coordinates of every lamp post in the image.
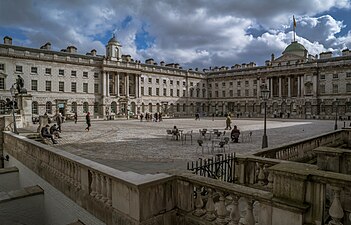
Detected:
[9,85,19,134]
[261,85,270,149]
[334,101,338,130]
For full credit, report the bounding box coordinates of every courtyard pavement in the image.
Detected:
[26,117,343,174]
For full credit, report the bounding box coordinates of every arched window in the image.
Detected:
[141,103,145,113]
[176,103,180,112]
[320,103,325,113]
[71,102,77,113]
[0,100,6,114]
[346,102,351,113]
[83,102,89,113]
[94,102,99,114]
[46,101,52,114]
[32,101,38,115]
[111,101,117,113]
[183,103,186,112]
[148,103,153,113]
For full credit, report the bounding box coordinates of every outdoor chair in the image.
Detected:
[166,129,176,140]
[213,140,226,153]
[183,130,193,145]
[241,131,253,143]
[196,139,210,155]
[199,129,209,140]
[223,137,230,151]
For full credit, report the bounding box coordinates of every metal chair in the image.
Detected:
[166,129,175,140]
[183,130,193,144]
[214,140,226,153]
[196,139,209,154]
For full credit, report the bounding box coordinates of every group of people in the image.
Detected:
[140,112,163,122]
[40,123,62,144]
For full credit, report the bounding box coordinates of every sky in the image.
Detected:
[1,0,351,70]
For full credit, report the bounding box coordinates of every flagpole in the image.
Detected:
[293,15,296,42]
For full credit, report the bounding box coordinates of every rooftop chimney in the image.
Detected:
[66,46,77,53]
[40,42,51,50]
[4,36,12,45]
[90,49,97,56]
[271,53,275,62]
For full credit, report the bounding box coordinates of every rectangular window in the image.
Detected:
[245,89,249,96]
[71,70,77,77]
[253,89,257,96]
[237,90,241,97]
[148,87,152,95]
[0,63,4,71]
[229,82,233,86]
[170,80,173,85]
[162,79,166,84]
[253,80,257,85]
[347,84,351,93]
[209,84,212,88]
[31,80,38,91]
[177,89,180,97]
[156,88,160,96]
[163,88,167,96]
[141,77,144,82]
[83,83,88,93]
[0,77,5,90]
[215,83,218,88]
[347,72,351,78]
[333,84,338,93]
[222,82,226,87]
[229,90,233,97]
[190,82,194,86]
[320,74,325,80]
[141,87,144,95]
[176,81,180,86]
[59,69,64,76]
[209,91,212,98]
[16,65,23,72]
[71,82,77,92]
[94,83,99,93]
[183,90,186,97]
[222,90,226,97]
[45,68,51,75]
[148,78,152,83]
[320,84,325,94]
[183,81,186,86]
[59,81,64,92]
[237,81,241,86]
[83,72,88,78]
[170,89,173,96]
[333,74,338,79]
[245,80,249,86]
[31,67,38,74]
[215,91,219,98]
[45,81,51,91]
[94,72,99,79]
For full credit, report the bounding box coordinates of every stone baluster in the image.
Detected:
[106,177,112,206]
[193,185,205,217]
[216,191,228,224]
[76,165,81,188]
[204,188,216,221]
[101,176,108,203]
[244,199,255,225]
[96,174,103,199]
[267,170,273,189]
[258,163,266,185]
[328,187,344,225]
[69,162,74,184]
[229,195,240,225]
[90,171,97,197]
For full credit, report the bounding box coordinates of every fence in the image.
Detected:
[187,153,236,183]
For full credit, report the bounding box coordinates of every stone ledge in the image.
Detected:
[0,185,44,203]
[0,166,18,175]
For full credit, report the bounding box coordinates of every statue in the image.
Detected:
[16,75,26,94]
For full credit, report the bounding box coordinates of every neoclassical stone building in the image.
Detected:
[0,35,351,119]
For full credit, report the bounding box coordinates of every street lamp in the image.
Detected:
[261,85,270,148]
[334,101,338,130]
[9,85,19,134]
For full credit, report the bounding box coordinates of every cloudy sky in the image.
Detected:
[1,0,351,70]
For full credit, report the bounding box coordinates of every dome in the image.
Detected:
[108,34,120,45]
[282,41,306,55]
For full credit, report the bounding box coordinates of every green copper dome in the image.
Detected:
[108,34,120,45]
[282,41,306,55]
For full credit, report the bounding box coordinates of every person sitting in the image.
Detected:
[172,125,180,140]
[231,125,240,143]
[50,124,62,139]
[41,125,57,144]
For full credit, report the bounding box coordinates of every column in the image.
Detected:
[297,76,301,97]
[278,77,282,97]
[313,75,318,96]
[138,75,142,98]
[269,78,273,97]
[102,71,107,97]
[288,77,291,97]
[135,74,138,97]
[126,73,130,97]
[115,73,119,97]
[106,72,110,97]
[301,76,305,96]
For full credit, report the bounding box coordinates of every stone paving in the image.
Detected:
[26,118,342,174]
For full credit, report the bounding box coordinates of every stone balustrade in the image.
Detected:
[254,129,345,161]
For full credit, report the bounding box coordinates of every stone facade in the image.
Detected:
[0,36,351,119]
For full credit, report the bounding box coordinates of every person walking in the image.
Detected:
[225,115,232,130]
[85,112,91,131]
[74,112,78,124]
